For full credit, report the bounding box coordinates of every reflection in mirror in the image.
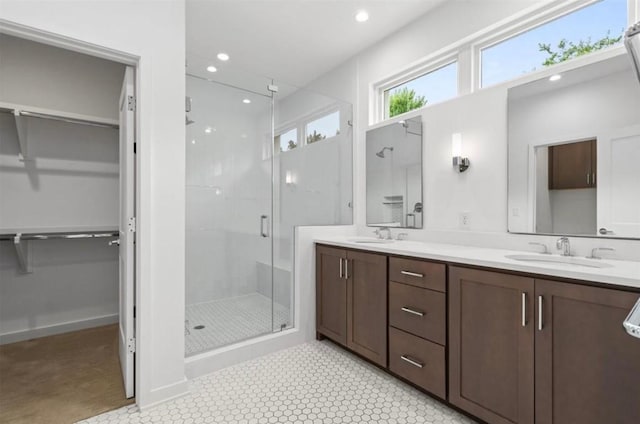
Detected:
[366,116,423,228]
[508,54,640,239]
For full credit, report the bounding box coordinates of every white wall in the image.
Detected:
[303,0,640,261]
[0,0,188,408]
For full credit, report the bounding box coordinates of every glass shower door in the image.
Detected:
[185,76,273,355]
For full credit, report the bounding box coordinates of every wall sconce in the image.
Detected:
[451,133,470,172]
[285,170,296,185]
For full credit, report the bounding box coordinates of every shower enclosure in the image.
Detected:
[185,74,352,356]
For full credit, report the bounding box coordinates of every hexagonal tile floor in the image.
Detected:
[80,340,476,424]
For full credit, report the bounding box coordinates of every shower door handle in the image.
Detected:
[260,215,269,238]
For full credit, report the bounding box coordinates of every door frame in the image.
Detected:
[0,20,142,402]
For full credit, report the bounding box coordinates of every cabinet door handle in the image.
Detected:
[400,355,424,368]
[522,292,527,327]
[344,259,349,280]
[339,258,343,279]
[592,172,595,185]
[401,270,424,278]
[538,295,544,331]
[401,307,425,317]
[587,173,590,185]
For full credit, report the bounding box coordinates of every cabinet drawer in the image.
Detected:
[389,327,446,399]
[389,257,446,292]
[389,281,446,345]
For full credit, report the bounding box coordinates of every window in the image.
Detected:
[385,61,458,118]
[481,0,627,87]
[274,128,298,153]
[305,110,340,144]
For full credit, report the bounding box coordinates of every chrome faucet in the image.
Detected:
[587,247,615,259]
[556,237,571,256]
[375,227,392,240]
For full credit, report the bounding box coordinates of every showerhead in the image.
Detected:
[376,146,394,158]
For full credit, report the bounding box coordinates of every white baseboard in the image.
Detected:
[0,314,119,345]
[137,377,190,411]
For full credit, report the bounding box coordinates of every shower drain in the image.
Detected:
[193,325,205,330]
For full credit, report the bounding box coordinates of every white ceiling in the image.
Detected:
[186,0,446,93]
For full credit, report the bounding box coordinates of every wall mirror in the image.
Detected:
[508,54,640,239]
[366,116,423,228]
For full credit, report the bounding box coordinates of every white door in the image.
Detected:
[597,125,640,238]
[119,66,135,398]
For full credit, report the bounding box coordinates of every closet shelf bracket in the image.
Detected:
[13,233,33,273]
[13,110,32,162]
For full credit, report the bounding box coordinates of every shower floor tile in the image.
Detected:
[80,340,476,424]
[185,293,291,356]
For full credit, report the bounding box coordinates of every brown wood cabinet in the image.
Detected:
[316,245,347,345]
[315,244,387,367]
[317,244,640,424]
[548,139,597,190]
[388,256,448,399]
[535,280,640,424]
[449,266,535,424]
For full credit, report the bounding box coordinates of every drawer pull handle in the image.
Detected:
[401,270,424,278]
[400,355,424,368]
[401,307,425,317]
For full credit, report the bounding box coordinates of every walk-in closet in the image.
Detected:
[0,34,136,423]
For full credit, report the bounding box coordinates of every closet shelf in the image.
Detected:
[0,229,119,274]
[0,230,119,241]
[0,101,119,161]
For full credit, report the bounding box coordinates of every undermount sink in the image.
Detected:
[347,237,395,244]
[505,254,613,269]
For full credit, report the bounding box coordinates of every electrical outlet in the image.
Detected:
[459,212,470,229]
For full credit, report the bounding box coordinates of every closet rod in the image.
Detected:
[0,231,118,241]
[17,110,119,129]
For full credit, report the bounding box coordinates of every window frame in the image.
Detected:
[303,106,342,146]
[472,0,626,90]
[273,103,345,156]
[274,126,299,154]
[372,0,638,124]
[373,51,460,122]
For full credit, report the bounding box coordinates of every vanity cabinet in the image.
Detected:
[450,266,640,424]
[449,266,535,424]
[315,245,387,367]
[388,257,447,399]
[535,279,640,424]
[548,139,596,190]
[316,243,640,424]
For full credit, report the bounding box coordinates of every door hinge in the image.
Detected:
[128,216,136,233]
[133,142,136,154]
[127,95,136,111]
[133,306,136,319]
[128,337,136,354]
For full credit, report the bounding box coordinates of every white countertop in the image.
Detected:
[315,236,640,290]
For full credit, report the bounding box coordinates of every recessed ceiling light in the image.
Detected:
[217,52,229,61]
[206,65,217,73]
[243,99,251,104]
[191,139,196,144]
[549,74,562,82]
[205,127,212,134]
[355,10,369,22]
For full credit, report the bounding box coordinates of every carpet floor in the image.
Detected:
[0,324,134,424]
